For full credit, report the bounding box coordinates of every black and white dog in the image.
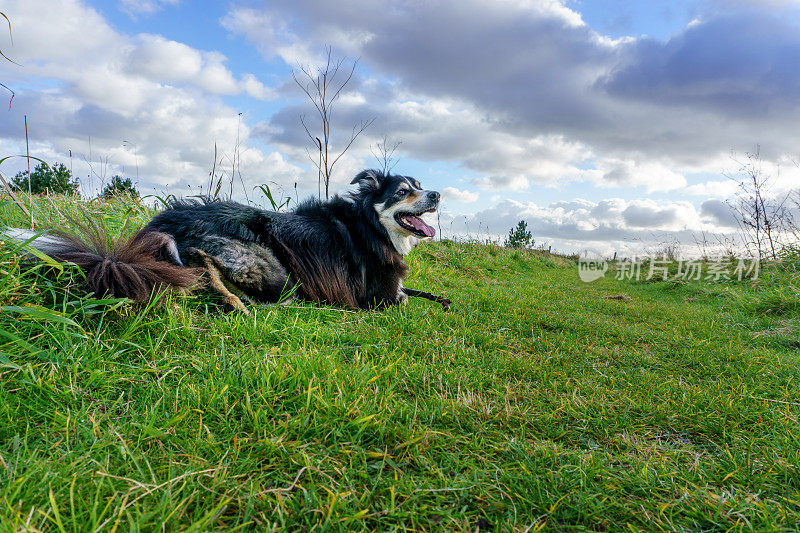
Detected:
[8,170,451,311]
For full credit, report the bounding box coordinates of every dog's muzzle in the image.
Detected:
[395,190,440,238]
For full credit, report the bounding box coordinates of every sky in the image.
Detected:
[1,0,799,256]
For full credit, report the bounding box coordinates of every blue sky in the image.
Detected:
[1,0,799,255]
[571,0,700,39]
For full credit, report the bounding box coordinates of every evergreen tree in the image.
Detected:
[505,220,533,248]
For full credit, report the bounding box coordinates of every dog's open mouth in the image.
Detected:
[395,210,436,238]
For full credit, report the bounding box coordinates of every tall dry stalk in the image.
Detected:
[293,47,375,199]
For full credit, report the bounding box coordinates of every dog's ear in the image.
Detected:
[351,169,381,189]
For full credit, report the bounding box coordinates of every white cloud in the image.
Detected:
[0,0,292,198]
[125,35,270,98]
[240,74,276,100]
[684,180,740,197]
[267,91,600,192]
[220,8,314,67]
[127,35,204,83]
[451,197,699,237]
[441,186,479,203]
[441,196,737,255]
[597,159,687,192]
[3,0,120,65]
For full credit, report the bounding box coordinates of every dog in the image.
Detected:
[6,170,451,311]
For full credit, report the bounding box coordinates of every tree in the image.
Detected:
[505,220,533,249]
[293,47,375,199]
[101,175,139,199]
[11,162,79,195]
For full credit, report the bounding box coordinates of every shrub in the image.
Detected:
[101,175,139,199]
[11,162,79,195]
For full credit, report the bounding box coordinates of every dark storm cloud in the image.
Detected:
[601,13,800,117]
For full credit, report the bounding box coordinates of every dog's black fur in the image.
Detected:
[10,170,448,310]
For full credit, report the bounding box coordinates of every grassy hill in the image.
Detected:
[1,195,800,531]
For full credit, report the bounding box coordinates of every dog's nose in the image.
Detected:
[427,191,440,202]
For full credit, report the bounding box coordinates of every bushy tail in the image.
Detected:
[4,226,201,302]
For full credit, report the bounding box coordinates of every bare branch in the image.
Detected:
[292,70,325,118]
[329,117,376,175]
[299,113,316,144]
[328,60,358,105]
[371,134,402,175]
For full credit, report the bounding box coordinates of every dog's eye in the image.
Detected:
[397,189,407,196]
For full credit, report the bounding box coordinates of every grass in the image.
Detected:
[1,194,800,531]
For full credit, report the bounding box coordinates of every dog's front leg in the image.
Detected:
[396,283,409,305]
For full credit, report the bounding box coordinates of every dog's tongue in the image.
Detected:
[406,215,436,237]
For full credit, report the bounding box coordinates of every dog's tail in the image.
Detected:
[3,226,201,302]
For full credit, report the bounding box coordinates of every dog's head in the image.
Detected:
[350,169,440,254]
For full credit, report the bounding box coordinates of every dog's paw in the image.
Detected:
[396,290,408,304]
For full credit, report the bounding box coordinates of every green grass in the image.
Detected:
[1,195,800,531]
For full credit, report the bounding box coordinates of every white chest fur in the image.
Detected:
[389,232,420,255]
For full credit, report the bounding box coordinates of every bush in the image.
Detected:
[11,162,79,195]
[505,220,533,249]
[101,175,139,199]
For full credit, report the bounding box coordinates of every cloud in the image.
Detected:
[713,0,800,10]
[601,14,800,118]
[441,196,737,255]
[622,200,691,229]
[223,0,800,191]
[119,0,179,19]
[451,197,698,238]
[441,186,479,203]
[223,1,621,186]
[684,180,740,197]
[126,35,244,96]
[240,74,276,100]
[597,159,687,191]
[0,0,291,197]
[700,199,739,228]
